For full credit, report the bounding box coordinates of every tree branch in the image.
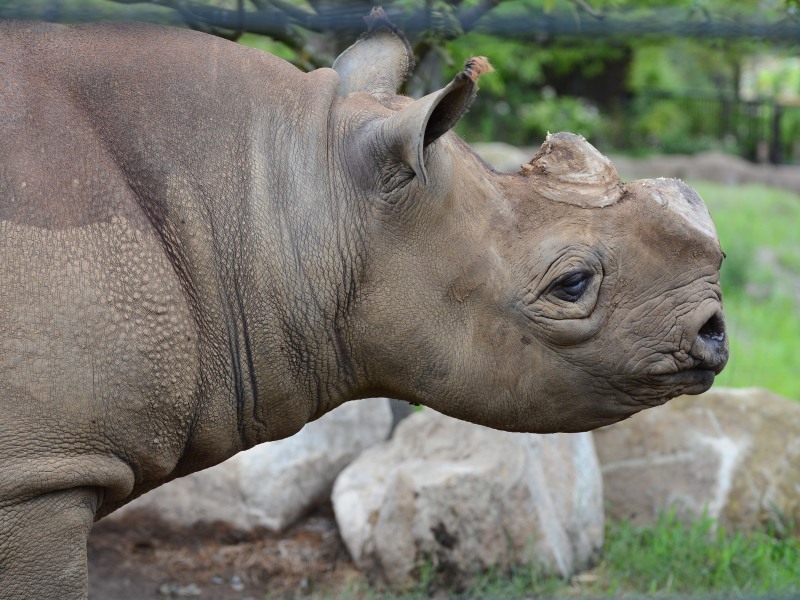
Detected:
[106,0,329,67]
[259,0,323,32]
[570,0,605,20]
[457,0,503,33]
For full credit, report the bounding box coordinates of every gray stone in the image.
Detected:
[594,387,800,533]
[332,409,603,588]
[111,398,393,531]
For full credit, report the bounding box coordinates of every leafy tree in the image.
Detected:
[6,0,800,154]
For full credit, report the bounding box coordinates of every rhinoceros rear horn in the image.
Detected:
[381,57,493,183]
[333,7,414,97]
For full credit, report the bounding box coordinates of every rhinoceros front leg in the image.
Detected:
[0,487,98,599]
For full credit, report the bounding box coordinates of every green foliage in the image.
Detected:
[518,91,608,142]
[238,32,296,62]
[445,32,546,95]
[438,3,797,157]
[444,14,773,155]
[632,98,697,152]
[626,40,746,96]
[623,93,752,156]
[446,31,621,146]
[628,45,687,92]
[13,0,800,159]
[750,57,800,99]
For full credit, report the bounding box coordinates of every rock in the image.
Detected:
[332,409,603,588]
[594,387,800,534]
[609,152,800,196]
[387,398,415,432]
[158,582,202,597]
[111,398,393,531]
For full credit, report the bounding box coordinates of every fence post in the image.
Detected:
[771,102,783,165]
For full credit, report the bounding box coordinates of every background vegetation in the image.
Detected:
[696,181,800,401]
[7,0,800,161]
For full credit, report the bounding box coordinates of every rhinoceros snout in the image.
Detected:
[689,307,728,374]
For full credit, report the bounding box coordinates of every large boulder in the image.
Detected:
[594,387,800,534]
[332,409,603,588]
[110,398,393,531]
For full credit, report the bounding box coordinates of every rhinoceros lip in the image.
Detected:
[611,368,716,400]
[649,368,716,395]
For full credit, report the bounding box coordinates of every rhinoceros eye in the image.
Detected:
[551,270,592,302]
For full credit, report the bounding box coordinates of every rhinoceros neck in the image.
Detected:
[53,24,361,446]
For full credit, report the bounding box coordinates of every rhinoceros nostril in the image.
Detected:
[698,311,726,342]
[688,308,728,375]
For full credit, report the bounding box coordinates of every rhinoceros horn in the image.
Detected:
[520,132,624,208]
[520,133,719,240]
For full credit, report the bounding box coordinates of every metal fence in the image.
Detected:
[619,91,800,165]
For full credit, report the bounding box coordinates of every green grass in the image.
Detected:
[462,513,800,598]
[303,513,800,599]
[597,512,800,598]
[691,181,800,401]
[712,292,800,400]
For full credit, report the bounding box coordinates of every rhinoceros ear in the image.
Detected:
[333,7,414,97]
[380,57,493,184]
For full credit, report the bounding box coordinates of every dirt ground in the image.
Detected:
[88,504,365,600]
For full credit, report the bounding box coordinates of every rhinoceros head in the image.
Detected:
[331,10,728,432]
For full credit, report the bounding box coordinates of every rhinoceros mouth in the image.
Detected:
[647,368,716,396]
[611,367,716,402]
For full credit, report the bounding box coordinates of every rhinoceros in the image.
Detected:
[0,11,727,598]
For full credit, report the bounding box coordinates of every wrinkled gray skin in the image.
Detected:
[0,14,727,598]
